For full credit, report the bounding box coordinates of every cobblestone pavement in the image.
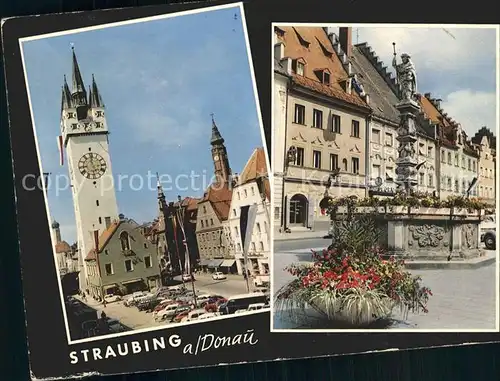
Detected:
[74,275,249,332]
[273,238,497,330]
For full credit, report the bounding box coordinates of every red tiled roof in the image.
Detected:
[201,183,233,221]
[239,147,268,184]
[85,221,121,261]
[277,26,369,110]
[55,241,71,253]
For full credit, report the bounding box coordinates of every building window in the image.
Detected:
[234,226,239,237]
[312,109,323,128]
[447,152,452,164]
[468,158,471,171]
[295,147,305,166]
[274,207,280,220]
[237,243,241,252]
[104,263,113,276]
[428,174,433,187]
[441,150,445,163]
[330,114,341,133]
[342,158,348,171]
[296,61,305,76]
[472,160,476,172]
[210,218,214,226]
[251,242,256,251]
[203,206,207,214]
[427,146,433,158]
[454,180,459,192]
[237,192,240,200]
[351,157,360,174]
[251,187,255,196]
[461,156,466,168]
[201,220,204,228]
[385,133,393,147]
[351,120,360,138]
[447,177,451,190]
[256,222,261,233]
[294,104,305,124]
[104,249,109,255]
[372,164,381,180]
[371,129,380,144]
[143,242,147,249]
[313,150,321,169]
[98,217,102,224]
[144,256,152,268]
[104,216,111,229]
[419,172,424,185]
[119,231,130,251]
[259,241,264,251]
[329,154,339,171]
[233,209,237,217]
[125,259,133,272]
[322,71,330,84]
[96,200,99,206]
[454,154,459,166]
[244,189,248,197]
[462,180,467,193]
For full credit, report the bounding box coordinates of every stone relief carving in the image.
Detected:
[408,225,446,248]
[461,224,476,249]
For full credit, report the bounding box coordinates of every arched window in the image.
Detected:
[120,231,130,251]
[342,158,348,171]
[256,222,261,233]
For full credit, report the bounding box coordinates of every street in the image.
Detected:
[273,238,497,330]
[72,273,251,334]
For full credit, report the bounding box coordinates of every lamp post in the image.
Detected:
[281,146,297,232]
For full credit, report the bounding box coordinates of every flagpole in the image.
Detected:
[169,207,185,288]
[176,204,197,307]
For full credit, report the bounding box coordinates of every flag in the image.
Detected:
[92,229,102,278]
[240,203,258,275]
[176,208,191,274]
[57,135,64,166]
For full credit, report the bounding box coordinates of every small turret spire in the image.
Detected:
[60,75,72,111]
[90,74,104,108]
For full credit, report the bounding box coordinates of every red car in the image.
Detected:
[205,298,227,312]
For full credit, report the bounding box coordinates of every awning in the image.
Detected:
[103,284,118,290]
[121,278,144,285]
[199,259,210,266]
[207,259,224,268]
[220,259,236,267]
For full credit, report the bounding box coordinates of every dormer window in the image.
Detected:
[314,68,330,84]
[316,38,333,58]
[293,27,310,48]
[293,58,306,76]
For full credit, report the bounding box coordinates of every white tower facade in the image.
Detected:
[60,48,119,290]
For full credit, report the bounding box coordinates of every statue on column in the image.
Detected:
[392,48,418,102]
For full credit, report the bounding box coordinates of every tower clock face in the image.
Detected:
[213,155,219,161]
[78,153,107,179]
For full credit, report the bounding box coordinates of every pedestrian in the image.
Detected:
[103,298,107,308]
[100,310,107,319]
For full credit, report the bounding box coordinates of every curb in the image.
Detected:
[274,234,330,242]
[404,256,496,270]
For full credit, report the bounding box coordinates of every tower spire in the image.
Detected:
[60,74,72,111]
[210,113,224,145]
[70,47,87,107]
[89,74,104,108]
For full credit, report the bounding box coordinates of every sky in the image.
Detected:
[21,5,264,245]
[333,26,498,137]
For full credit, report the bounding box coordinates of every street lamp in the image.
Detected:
[281,146,298,231]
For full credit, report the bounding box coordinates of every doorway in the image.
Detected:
[289,194,308,226]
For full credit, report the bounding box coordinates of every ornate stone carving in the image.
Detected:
[408,225,446,248]
[392,53,418,102]
[461,224,477,249]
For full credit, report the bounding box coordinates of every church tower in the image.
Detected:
[210,115,232,185]
[60,47,119,290]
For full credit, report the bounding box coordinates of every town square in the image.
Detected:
[272,25,497,330]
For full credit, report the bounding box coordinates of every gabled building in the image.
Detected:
[196,117,234,271]
[84,215,161,299]
[228,147,271,276]
[51,220,78,275]
[274,26,371,232]
[420,94,479,198]
[350,41,438,194]
[472,126,496,204]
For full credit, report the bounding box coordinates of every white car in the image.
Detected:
[182,274,194,282]
[247,303,266,312]
[212,272,226,280]
[181,308,207,323]
[104,294,121,303]
[197,312,218,320]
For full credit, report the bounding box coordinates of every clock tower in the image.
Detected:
[210,115,232,185]
[60,48,119,290]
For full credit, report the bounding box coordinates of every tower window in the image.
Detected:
[98,217,102,224]
[143,243,148,249]
[88,147,92,151]
[96,200,99,206]
[201,220,204,228]
[210,218,214,226]
[104,217,111,228]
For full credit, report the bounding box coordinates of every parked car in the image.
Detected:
[197,312,218,320]
[481,229,496,250]
[169,305,192,322]
[106,318,128,333]
[181,308,207,323]
[152,300,176,319]
[212,272,226,280]
[171,310,190,323]
[247,303,266,312]
[124,291,148,307]
[204,298,227,313]
[104,294,121,303]
[182,274,195,282]
[156,302,188,321]
[136,298,161,312]
[218,292,268,315]
[253,275,269,288]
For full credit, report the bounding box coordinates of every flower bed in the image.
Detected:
[275,205,433,328]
